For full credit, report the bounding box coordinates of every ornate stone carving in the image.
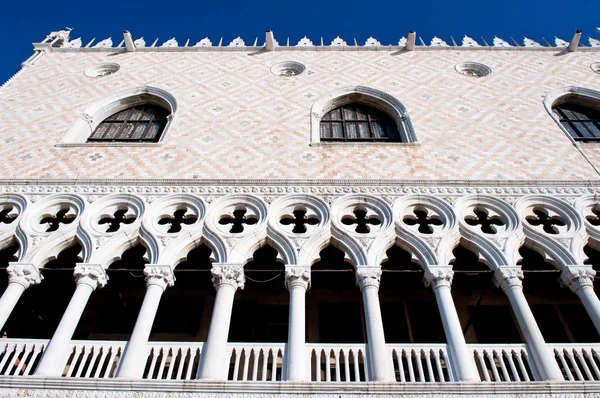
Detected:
[211,264,245,290]
[560,265,596,292]
[6,263,43,288]
[284,266,311,290]
[73,264,108,289]
[424,266,454,289]
[493,266,524,291]
[355,267,381,290]
[144,266,175,289]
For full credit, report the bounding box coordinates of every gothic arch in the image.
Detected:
[310,85,417,144]
[61,85,177,144]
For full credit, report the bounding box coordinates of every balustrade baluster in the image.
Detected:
[6,345,24,376]
[165,348,178,380]
[505,351,520,381]
[414,350,425,382]
[315,350,321,382]
[405,349,415,381]
[23,345,42,376]
[584,349,600,380]
[515,351,531,381]
[231,349,241,381]
[75,347,91,378]
[146,348,159,379]
[575,349,593,380]
[568,349,585,380]
[434,349,445,382]
[395,350,404,382]
[362,349,369,381]
[156,348,168,379]
[242,348,250,381]
[92,347,109,378]
[176,348,188,380]
[496,350,510,381]
[424,350,434,382]
[474,350,489,381]
[343,349,350,382]
[326,350,332,382]
[66,346,81,377]
[353,350,361,382]
[485,350,500,381]
[250,349,258,381]
[83,347,100,378]
[261,349,269,381]
[334,350,340,381]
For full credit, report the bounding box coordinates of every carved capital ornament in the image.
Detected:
[355,267,382,290]
[73,263,108,289]
[6,263,43,288]
[211,264,245,290]
[284,266,311,290]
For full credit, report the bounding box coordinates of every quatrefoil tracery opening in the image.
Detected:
[99,208,136,233]
[158,208,198,233]
[280,209,320,234]
[341,208,381,234]
[402,207,442,234]
[586,206,600,227]
[526,207,566,235]
[40,207,76,232]
[0,206,17,225]
[219,209,258,234]
[465,207,505,234]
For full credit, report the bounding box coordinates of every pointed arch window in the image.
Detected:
[552,100,600,142]
[320,104,400,141]
[88,104,170,142]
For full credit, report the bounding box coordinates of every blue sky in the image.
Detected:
[0,0,598,84]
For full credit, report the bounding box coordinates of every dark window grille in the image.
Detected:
[88,105,170,142]
[320,104,400,141]
[553,103,600,142]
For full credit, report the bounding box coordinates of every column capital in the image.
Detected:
[493,266,524,291]
[560,265,596,292]
[424,266,454,289]
[74,263,108,289]
[211,263,245,290]
[143,265,175,290]
[6,262,43,288]
[285,265,311,290]
[355,266,382,290]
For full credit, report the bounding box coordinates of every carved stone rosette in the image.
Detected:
[560,265,596,292]
[493,266,524,291]
[211,264,245,290]
[284,266,311,290]
[73,263,108,289]
[355,267,382,290]
[143,265,175,290]
[424,266,454,289]
[6,263,43,288]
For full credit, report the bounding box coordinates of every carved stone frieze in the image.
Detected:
[211,264,245,290]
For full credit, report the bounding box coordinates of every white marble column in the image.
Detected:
[424,266,480,382]
[560,265,600,335]
[494,266,563,381]
[117,265,174,379]
[197,264,245,380]
[34,264,107,376]
[356,267,394,382]
[284,266,310,381]
[0,263,42,332]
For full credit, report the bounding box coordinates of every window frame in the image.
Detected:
[58,86,176,146]
[319,104,402,142]
[553,102,600,143]
[544,86,600,145]
[87,104,170,143]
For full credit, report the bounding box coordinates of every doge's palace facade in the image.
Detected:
[0,29,599,397]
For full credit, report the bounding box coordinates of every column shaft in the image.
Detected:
[197,283,236,380]
[117,266,174,379]
[34,283,94,376]
[361,285,393,381]
[0,283,25,332]
[576,285,600,334]
[285,266,310,381]
[433,284,480,381]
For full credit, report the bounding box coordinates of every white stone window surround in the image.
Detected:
[543,86,600,146]
[56,86,177,146]
[309,86,418,146]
